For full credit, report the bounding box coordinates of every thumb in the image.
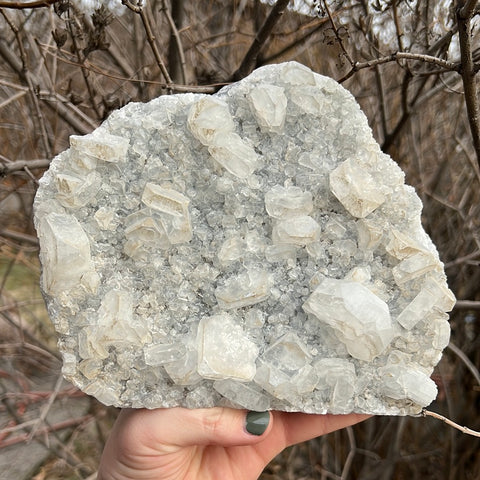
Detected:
[117,407,272,449]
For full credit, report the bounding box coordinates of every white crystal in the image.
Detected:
[303,278,394,361]
[144,343,187,366]
[315,358,356,413]
[392,252,440,285]
[196,313,258,381]
[213,379,271,411]
[380,365,438,408]
[215,269,273,309]
[55,171,101,208]
[396,277,456,330]
[70,132,129,163]
[187,97,235,145]
[208,132,259,179]
[265,185,313,219]
[272,215,321,245]
[248,84,287,132]
[330,158,389,218]
[38,212,98,295]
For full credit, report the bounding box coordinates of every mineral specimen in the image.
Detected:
[34,62,456,415]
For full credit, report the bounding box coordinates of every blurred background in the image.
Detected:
[0,1,479,478]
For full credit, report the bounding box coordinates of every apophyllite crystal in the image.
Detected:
[34,62,456,415]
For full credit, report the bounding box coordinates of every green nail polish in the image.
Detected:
[245,411,270,436]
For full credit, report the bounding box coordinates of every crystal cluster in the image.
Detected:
[34,62,455,415]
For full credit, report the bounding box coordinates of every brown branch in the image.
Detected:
[454,299,480,309]
[459,0,479,18]
[323,0,355,69]
[457,0,480,167]
[232,0,290,81]
[339,52,459,83]
[0,12,52,158]
[0,414,92,448]
[422,409,480,437]
[122,0,173,89]
[0,0,58,8]
[0,158,50,177]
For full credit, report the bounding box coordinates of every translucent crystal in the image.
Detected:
[380,365,438,408]
[144,343,187,366]
[265,185,313,219]
[197,313,258,381]
[248,84,287,132]
[396,277,456,330]
[208,132,260,179]
[55,171,101,208]
[70,132,129,163]
[330,158,389,218]
[213,379,271,410]
[272,215,321,245]
[315,358,356,413]
[187,97,235,145]
[38,212,98,295]
[215,269,273,309]
[303,278,394,361]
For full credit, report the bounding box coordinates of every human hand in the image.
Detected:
[97,407,370,480]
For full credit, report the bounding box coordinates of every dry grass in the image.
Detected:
[0,1,479,479]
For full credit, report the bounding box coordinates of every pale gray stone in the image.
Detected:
[34,62,455,415]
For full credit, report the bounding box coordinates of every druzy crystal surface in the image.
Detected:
[34,62,455,414]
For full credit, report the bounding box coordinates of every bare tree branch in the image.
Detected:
[122,0,173,89]
[454,299,480,309]
[422,409,480,437]
[232,0,290,81]
[457,0,480,167]
[0,0,58,9]
[0,158,50,177]
[339,52,459,83]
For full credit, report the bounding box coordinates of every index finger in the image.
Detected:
[271,412,371,448]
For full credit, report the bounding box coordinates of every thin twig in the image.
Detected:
[0,158,50,177]
[323,0,355,68]
[339,52,459,83]
[122,0,173,88]
[0,415,92,448]
[162,0,187,84]
[454,300,480,309]
[0,11,52,158]
[0,0,58,8]
[232,0,290,81]
[447,342,480,386]
[422,409,480,437]
[340,426,356,480]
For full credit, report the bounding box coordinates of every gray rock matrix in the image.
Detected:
[34,62,455,415]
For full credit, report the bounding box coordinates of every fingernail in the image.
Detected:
[245,411,270,436]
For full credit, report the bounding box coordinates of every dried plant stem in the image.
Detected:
[66,12,102,119]
[0,158,50,177]
[422,409,480,438]
[0,11,52,158]
[0,0,58,8]
[447,342,480,385]
[454,299,480,309]
[122,0,173,88]
[0,414,92,448]
[339,52,459,83]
